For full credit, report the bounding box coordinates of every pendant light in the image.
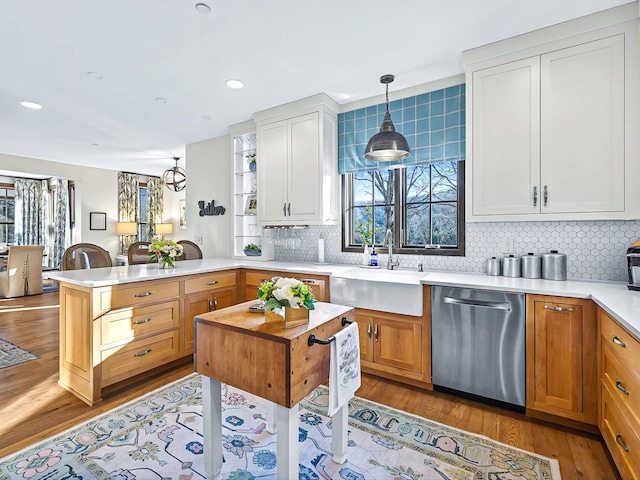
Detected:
[364,74,411,161]
[163,157,186,192]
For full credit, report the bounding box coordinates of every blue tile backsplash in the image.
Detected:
[338,84,465,173]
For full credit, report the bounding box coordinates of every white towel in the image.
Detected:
[328,322,361,417]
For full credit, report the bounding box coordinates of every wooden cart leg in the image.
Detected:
[275,403,299,479]
[331,402,348,464]
[202,377,223,480]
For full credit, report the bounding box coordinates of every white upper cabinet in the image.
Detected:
[254,94,339,226]
[465,5,640,222]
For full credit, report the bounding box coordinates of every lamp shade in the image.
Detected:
[364,74,411,162]
[155,223,173,235]
[116,222,137,235]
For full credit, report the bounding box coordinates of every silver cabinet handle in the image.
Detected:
[543,305,573,312]
[300,279,317,285]
[206,281,218,285]
[615,432,629,452]
[612,336,626,348]
[213,298,218,310]
[287,203,291,216]
[208,299,214,312]
[133,317,153,325]
[134,291,154,297]
[367,323,372,339]
[543,185,548,207]
[533,186,538,207]
[443,296,510,311]
[134,348,154,357]
[283,203,287,216]
[374,323,378,342]
[616,379,630,395]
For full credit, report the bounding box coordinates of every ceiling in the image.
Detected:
[0,0,633,177]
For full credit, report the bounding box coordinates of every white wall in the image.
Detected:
[185,135,231,258]
[0,152,184,262]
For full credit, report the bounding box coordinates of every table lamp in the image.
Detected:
[155,223,173,239]
[116,222,137,254]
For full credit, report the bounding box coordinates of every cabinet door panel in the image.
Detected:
[288,113,319,220]
[355,314,374,363]
[540,35,624,214]
[471,57,540,216]
[374,317,422,373]
[257,120,288,221]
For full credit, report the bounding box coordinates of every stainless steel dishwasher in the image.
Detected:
[431,286,526,409]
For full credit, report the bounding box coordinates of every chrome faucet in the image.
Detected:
[384,228,400,270]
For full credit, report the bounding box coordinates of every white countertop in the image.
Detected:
[49,258,640,341]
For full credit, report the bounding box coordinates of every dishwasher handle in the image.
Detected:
[443,296,511,311]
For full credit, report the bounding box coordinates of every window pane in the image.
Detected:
[406,165,430,203]
[7,224,14,244]
[139,188,148,221]
[373,170,395,206]
[432,161,457,202]
[0,198,6,223]
[353,206,374,245]
[406,203,430,246]
[353,172,372,207]
[432,202,457,246]
[373,205,393,244]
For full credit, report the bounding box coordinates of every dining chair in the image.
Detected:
[128,241,153,265]
[177,240,203,260]
[0,245,44,298]
[62,243,113,270]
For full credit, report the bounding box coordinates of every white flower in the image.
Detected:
[272,277,302,308]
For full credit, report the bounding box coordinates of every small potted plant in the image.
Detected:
[257,276,315,328]
[247,153,257,172]
[243,243,261,256]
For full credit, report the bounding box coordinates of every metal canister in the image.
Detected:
[542,250,567,281]
[486,257,501,276]
[521,252,542,279]
[502,255,521,277]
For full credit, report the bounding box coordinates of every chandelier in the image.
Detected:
[163,157,186,192]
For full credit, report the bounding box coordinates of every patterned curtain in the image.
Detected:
[118,172,139,251]
[14,179,50,257]
[146,176,164,240]
[52,179,70,268]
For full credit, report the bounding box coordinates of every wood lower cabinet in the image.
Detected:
[182,271,238,353]
[353,286,431,388]
[243,269,328,303]
[599,308,640,479]
[525,295,597,427]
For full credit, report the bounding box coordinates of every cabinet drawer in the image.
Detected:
[245,271,327,302]
[601,384,640,480]
[245,271,275,287]
[100,301,180,347]
[184,272,236,295]
[101,330,180,387]
[602,343,640,428]
[601,310,640,381]
[100,281,180,311]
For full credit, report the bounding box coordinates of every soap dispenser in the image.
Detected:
[370,246,378,267]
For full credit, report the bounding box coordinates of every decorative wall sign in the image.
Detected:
[198,200,226,216]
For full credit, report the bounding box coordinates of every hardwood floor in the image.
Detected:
[0,292,620,479]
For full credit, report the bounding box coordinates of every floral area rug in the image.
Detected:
[0,374,561,479]
[0,339,38,370]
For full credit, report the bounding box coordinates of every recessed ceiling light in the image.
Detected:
[20,101,42,109]
[92,143,100,147]
[86,71,104,80]
[195,3,211,14]
[226,79,244,89]
[155,97,168,103]
[201,115,212,120]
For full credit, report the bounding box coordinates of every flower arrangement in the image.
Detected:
[149,239,184,268]
[257,277,315,311]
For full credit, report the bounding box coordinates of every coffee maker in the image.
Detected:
[627,246,640,291]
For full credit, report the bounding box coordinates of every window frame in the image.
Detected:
[0,183,15,245]
[341,161,465,256]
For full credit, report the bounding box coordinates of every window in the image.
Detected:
[138,185,148,241]
[343,161,464,256]
[0,186,15,244]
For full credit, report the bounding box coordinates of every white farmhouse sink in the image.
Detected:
[330,267,427,316]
